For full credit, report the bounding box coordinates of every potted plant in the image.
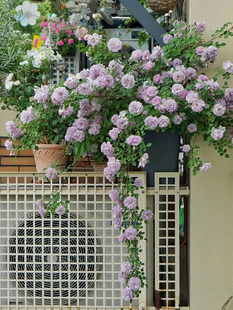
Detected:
[5,20,233,302]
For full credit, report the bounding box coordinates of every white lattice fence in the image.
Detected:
[0,173,147,310]
[154,173,180,309]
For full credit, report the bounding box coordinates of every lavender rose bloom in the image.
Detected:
[4,139,12,151]
[122,287,133,301]
[51,87,69,106]
[124,196,137,209]
[108,38,123,52]
[109,189,119,201]
[34,85,50,103]
[223,60,233,74]
[163,34,173,44]
[121,261,132,273]
[187,123,197,133]
[125,226,138,240]
[121,74,135,89]
[126,135,142,146]
[200,162,211,173]
[109,127,120,140]
[55,204,66,215]
[128,277,141,290]
[182,144,191,153]
[196,21,206,32]
[211,126,226,140]
[118,272,127,284]
[142,209,153,221]
[134,177,143,187]
[129,101,143,115]
[118,233,126,243]
[46,167,58,180]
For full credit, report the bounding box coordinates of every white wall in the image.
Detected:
[188,1,233,309]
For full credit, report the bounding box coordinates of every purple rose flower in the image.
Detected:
[124,196,137,209]
[101,142,115,158]
[152,96,162,107]
[46,167,58,180]
[112,205,122,219]
[129,49,143,61]
[134,178,143,187]
[129,101,143,115]
[173,70,186,83]
[20,106,38,124]
[55,204,66,215]
[113,218,121,229]
[77,83,93,95]
[38,206,46,217]
[223,60,233,74]
[196,21,206,32]
[126,135,142,146]
[51,87,69,106]
[128,277,141,290]
[74,118,89,131]
[142,209,153,221]
[144,116,158,130]
[158,115,170,128]
[121,261,132,273]
[107,157,121,172]
[122,287,133,301]
[153,74,162,84]
[4,139,12,151]
[109,189,119,201]
[121,74,135,89]
[143,61,155,71]
[139,153,148,168]
[118,272,127,284]
[163,98,178,113]
[109,127,120,140]
[88,122,101,135]
[187,123,197,133]
[34,85,50,103]
[125,226,138,240]
[173,114,182,125]
[183,144,191,153]
[118,233,126,243]
[108,38,123,52]
[211,126,226,140]
[200,162,211,173]
[63,74,79,89]
[163,34,173,44]
[104,166,115,182]
[213,103,226,116]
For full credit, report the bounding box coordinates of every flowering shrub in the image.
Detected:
[5,21,233,302]
[2,46,62,112]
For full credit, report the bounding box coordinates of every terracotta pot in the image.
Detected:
[33,144,68,173]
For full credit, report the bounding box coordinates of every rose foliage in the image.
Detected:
[5,21,233,302]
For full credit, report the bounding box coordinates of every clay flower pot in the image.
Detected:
[33,144,68,173]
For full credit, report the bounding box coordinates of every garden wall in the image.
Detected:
[188,1,233,309]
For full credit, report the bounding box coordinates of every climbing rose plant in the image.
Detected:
[5,21,233,302]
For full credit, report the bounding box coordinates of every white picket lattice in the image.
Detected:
[52,53,79,85]
[0,172,147,310]
[154,173,180,309]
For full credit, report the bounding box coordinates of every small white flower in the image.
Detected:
[16,1,40,27]
[14,80,21,86]
[19,60,29,66]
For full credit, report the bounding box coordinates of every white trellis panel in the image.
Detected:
[154,173,180,309]
[0,172,147,310]
[52,52,80,85]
